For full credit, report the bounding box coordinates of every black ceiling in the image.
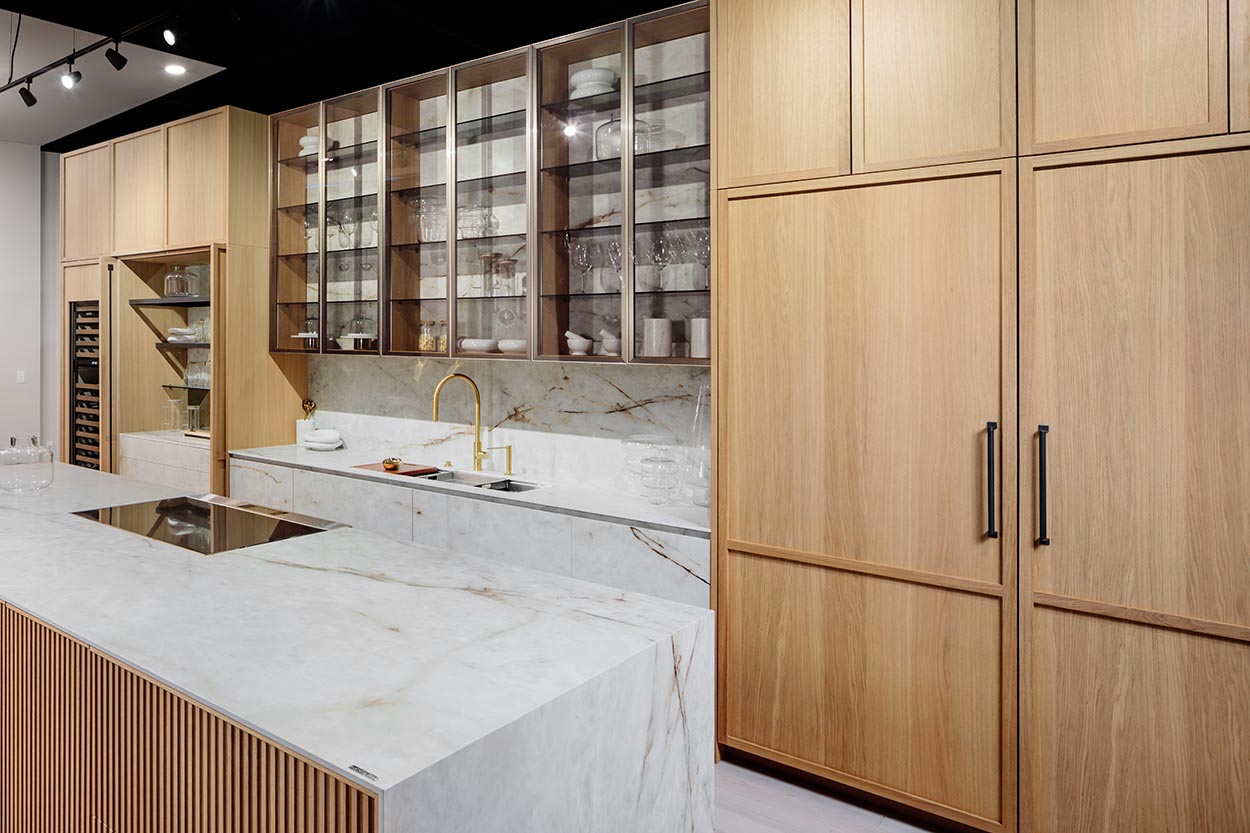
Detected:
[12,0,678,153]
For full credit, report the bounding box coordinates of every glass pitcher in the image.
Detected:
[0,436,55,493]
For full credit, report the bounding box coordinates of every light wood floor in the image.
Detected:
[715,761,944,833]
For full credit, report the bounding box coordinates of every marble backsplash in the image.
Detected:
[309,355,709,441]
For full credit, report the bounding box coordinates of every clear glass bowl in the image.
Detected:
[0,436,54,493]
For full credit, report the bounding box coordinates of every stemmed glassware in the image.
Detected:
[687,227,711,291]
[602,239,623,293]
[567,233,594,294]
[647,233,679,289]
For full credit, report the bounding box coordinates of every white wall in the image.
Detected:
[0,141,41,439]
[39,152,60,449]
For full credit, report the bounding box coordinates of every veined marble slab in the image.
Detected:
[0,465,714,832]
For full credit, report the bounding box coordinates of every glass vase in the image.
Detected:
[0,436,55,493]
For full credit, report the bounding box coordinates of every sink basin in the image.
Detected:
[475,479,543,493]
[417,470,543,492]
[417,470,502,487]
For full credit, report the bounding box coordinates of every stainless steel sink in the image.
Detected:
[417,470,543,492]
[475,479,542,493]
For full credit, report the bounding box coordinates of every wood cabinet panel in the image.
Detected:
[852,0,1014,171]
[1027,607,1250,833]
[722,550,1004,824]
[721,167,1011,584]
[1020,0,1227,153]
[1021,142,1250,628]
[1235,0,1250,133]
[716,0,850,186]
[113,129,166,254]
[61,145,112,261]
[167,111,229,247]
[0,602,378,832]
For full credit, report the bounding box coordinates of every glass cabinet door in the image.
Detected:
[537,27,626,361]
[631,7,711,364]
[452,52,530,359]
[323,89,381,354]
[272,105,321,353]
[385,73,449,355]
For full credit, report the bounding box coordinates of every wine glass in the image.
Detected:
[687,227,711,290]
[602,239,623,293]
[567,234,593,294]
[647,232,677,289]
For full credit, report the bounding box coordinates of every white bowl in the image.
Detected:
[570,68,617,88]
[570,82,615,100]
[567,336,593,356]
[298,134,320,148]
[459,338,499,353]
[302,440,343,452]
[601,337,621,356]
[498,339,528,354]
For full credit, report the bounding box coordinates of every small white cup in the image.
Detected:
[643,318,673,357]
[689,318,711,359]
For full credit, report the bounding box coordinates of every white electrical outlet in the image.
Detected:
[15,371,25,384]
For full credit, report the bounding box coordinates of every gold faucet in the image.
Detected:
[432,373,490,472]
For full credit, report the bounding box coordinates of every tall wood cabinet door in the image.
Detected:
[716,0,850,187]
[61,144,112,261]
[166,110,228,247]
[718,161,1016,831]
[1020,0,1227,154]
[851,0,1014,172]
[1019,136,1250,833]
[1234,0,1250,133]
[112,129,166,254]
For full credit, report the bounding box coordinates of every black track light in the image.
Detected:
[18,80,36,108]
[61,62,81,90]
[105,40,128,71]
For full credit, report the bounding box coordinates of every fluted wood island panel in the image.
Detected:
[0,602,378,833]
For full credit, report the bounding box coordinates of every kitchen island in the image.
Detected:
[0,466,713,832]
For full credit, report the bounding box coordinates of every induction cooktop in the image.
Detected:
[73,495,343,556]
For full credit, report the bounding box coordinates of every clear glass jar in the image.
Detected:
[418,320,438,352]
[437,320,448,352]
[594,117,653,161]
[0,436,55,493]
[163,265,193,297]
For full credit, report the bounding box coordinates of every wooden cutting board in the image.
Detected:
[352,462,439,477]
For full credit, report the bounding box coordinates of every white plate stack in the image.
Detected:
[302,428,343,451]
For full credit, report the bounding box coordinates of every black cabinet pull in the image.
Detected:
[1037,425,1051,546]
[985,421,998,539]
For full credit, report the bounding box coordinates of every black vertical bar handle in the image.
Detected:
[1037,425,1051,546]
[985,421,999,539]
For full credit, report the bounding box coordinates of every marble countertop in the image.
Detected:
[230,444,711,539]
[0,465,712,794]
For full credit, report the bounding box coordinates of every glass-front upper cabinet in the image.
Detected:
[452,52,530,359]
[537,27,626,362]
[323,89,381,354]
[631,6,711,364]
[271,104,321,353]
[385,72,449,355]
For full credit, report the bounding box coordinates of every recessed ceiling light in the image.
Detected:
[163,27,176,46]
[165,64,187,76]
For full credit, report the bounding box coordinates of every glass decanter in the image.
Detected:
[0,436,55,493]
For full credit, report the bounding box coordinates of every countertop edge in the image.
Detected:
[228,449,712,540]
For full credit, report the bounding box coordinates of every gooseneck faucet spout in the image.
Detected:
[432,373,489,472]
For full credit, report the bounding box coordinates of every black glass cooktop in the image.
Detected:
[74,496,341,556]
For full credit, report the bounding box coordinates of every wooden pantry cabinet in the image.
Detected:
[60,144,112,261]
[1019,0,1228,153]
[0,602,378,833]
[715,0,850,186]
[1235,0,1250,133]
[1019,135,1250,833]
[717,160,1016,832]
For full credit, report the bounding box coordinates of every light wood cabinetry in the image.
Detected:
[60,144,112,261]
[1019,0,1228,154]
[0,601,378,832]
[112,128,167,254]
[716,0,849,186]
[167,110,229,247]
[718,161,1016,832]
[60,107,308,489]
[851,0,1014,171]
[1235,0,1250,133]
[1019,135,1250,833]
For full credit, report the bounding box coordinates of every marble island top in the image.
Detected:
[230,443,711,538]
[0,466,714,831]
